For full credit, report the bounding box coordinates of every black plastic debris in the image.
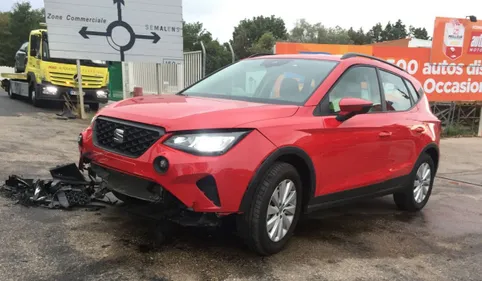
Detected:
[0,163,120,209]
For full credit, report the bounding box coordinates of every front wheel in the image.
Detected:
[237,162,302,255]
[393,153,435,212]
[29,84,41,107]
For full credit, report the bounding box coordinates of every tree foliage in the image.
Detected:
[231,15,288,59]
[409,26,430,40]
[182,21,232,75]
[0,2,44,66]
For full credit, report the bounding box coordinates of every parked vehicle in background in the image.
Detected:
[78,53,441,255]
[1,27,109,111]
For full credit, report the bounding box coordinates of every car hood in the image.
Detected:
[98,95,299,131]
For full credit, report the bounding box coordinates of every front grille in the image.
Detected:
[93,116,165,158]
[49,72,104,88]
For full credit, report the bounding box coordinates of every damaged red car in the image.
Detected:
[78,53,441,255]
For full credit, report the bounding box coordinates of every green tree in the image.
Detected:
[3,2,45,66]
[368,22,384,43]
[289,19,354,45]
[182,21,232,74]
[347,27,372,45]
[391,19,408,39]
[232,15,287,59]
[409,26,430,40]
[248,32,276,54]
[0,12,13,65]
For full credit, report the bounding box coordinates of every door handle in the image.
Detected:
[412,127,425,133]
[379,131,392,138]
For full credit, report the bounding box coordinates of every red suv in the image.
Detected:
[78,53,441,255]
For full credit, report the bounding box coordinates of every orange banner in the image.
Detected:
[275,42,372,56]
[431,17,482,65]
[373,46,482,102]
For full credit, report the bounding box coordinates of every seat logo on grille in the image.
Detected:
[113,128,124,144]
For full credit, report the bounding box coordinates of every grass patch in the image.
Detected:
[442,124,477,138]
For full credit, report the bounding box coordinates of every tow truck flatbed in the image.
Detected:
[1,73,27,80]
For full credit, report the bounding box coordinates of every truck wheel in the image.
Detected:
[237,162,302,256]
[8,85,16,99]
[29,84,40,107]
[89,103,100,111]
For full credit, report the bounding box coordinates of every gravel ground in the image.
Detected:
[0,91,481,281]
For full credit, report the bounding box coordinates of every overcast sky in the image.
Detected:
[1,0,480,42]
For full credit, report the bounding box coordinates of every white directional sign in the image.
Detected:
[43,0,183,63]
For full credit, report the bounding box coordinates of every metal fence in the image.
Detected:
[127,50,203,95]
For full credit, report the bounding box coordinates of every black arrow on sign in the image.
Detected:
[113,0,125,21]
[79,26,109,39]
[136,32,161,43]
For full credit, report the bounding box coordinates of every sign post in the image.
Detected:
[43,0,184,111]
[75,60,85,119]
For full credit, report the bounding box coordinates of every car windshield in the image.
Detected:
[179,58,338,105]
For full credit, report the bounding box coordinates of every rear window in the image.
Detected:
[181,58,338,105]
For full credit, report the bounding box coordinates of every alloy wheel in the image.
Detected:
[413,162,431,203]
[266,179,297,242]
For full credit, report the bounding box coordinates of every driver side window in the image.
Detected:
[328,66,381,113]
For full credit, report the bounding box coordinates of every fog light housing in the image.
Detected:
[154,156,169,174]
[96,90,108,98]
[43,86,58,95]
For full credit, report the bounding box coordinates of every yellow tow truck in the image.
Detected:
[1,27,109,110]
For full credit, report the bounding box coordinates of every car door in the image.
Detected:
[378,69,419,179]
[28,34,41,72]
[313,65,393,196]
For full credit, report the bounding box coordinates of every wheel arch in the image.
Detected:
[26,72,37,85]
[239,146,316,213]
[420,143,439,174]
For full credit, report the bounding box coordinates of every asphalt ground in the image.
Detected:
[0,90,481,281]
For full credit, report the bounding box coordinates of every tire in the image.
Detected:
[237,162,303,256]
[393,153,435,212]
[7,85,16,99]
[89,103,100,111]
[29,83,41,107]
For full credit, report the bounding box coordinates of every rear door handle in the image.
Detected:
[379,131,392,138]
[412,127,425,133]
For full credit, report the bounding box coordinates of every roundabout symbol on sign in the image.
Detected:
[78,0,160,61]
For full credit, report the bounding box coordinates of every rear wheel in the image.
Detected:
[393,153,435,212]
[7,84,16,99]
[237,162,302,255]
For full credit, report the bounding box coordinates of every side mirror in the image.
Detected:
[336,97,373,122]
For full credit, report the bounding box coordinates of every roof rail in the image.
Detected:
[340,52,407,73]
[247,53,273,58]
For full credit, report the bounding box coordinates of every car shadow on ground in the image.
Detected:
[91,196,427,259]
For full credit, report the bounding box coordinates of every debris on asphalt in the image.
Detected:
[0,163,120,209]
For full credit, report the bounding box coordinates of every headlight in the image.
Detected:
[96,90,108,98]
[163,130,251,155]
[43,86,58,95]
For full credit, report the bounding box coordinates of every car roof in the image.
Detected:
[246,53,421,89]
[247,54,342,62]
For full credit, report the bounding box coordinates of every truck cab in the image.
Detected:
[3,29,110,110]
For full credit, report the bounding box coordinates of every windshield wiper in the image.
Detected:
[176,92,188,96]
